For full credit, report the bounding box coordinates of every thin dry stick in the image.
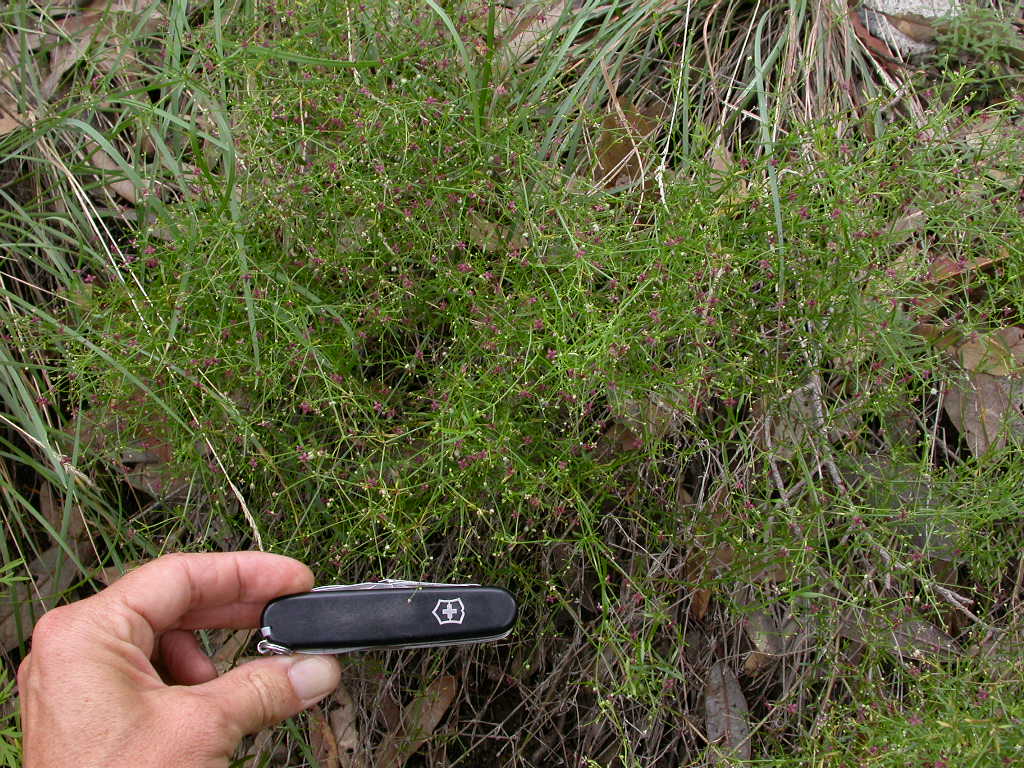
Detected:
[808,371,845,490]
[798,326,846,491]
[760,414,792,509]
[346,1,360,85]
[933,584,983,624]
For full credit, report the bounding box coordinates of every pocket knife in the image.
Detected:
[256,579,517,655]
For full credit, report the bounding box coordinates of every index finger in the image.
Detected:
[95,552,314,654]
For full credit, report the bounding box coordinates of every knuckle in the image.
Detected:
[29,605,77,646]
[16,652,32,689]
[21,606,90,690]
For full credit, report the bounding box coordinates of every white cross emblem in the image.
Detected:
[432,598,466,625]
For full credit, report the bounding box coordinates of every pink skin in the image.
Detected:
[18,552,341,768]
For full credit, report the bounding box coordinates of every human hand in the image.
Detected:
[17,551,342,767]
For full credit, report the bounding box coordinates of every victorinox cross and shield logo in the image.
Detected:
[432,597,466,625]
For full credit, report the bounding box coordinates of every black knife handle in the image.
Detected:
[258,584,517,654]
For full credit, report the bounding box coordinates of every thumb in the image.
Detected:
[197,654,341,738]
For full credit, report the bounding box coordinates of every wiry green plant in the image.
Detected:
[2,1,1023,766]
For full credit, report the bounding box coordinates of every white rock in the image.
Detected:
[859,0,962,57]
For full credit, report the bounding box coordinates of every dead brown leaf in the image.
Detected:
[852,453,958,582]
[995,327,1024,365]
[378,686,403,737]
[465,210,502,253]
[704,661,751,765]
[374,676,458,768]
[1,484,93,650]
[310,705,340,768]
[849,8,905,72]
[838,607,958,660]
[707,139,733,195]
[690,588,711,621]
[943,372,1024,456]
[88,140,146,204]
[39,0,166,99]
[887,208,927,245]
[330,684,365,768]
[955,329,1024,376]
[687,544,734,621]
[951,111,1015,153]
[0,109,35,136]
[122,460,192,500]
[915,323,1024,456]
[913,321,961,352]
[927,247,1007,284]
[594,101,662,188]
[593,420,644,460]
[41,35,92,99]
[211,629,253,674]
[497,0,567,64]
[38,483,58,529]
[878,11,940,43]
[890,619,959,658]
[742,610,782,675]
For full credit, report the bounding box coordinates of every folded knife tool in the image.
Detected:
[257,579,517,655]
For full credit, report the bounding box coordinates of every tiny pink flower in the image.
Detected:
[546,348,557,360]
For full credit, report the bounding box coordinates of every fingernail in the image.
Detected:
[287,655,339,703]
